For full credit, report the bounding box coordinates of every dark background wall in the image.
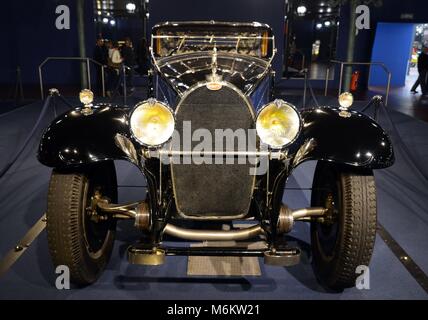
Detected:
[0,0,94,97]
[3,0,428,98]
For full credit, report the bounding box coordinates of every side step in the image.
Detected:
[127,245,301,267]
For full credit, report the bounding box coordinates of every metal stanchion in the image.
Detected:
[14,66,24,104]
[39,65,44,100]
[101,66,106,97]
[302,68,308,109]
[49,88,59,118]
[123,64,127,105]
[324,67,330,97]
[86,58,92,90]
[338,63,344,96]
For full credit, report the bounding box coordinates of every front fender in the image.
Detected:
[291,106,394,169]
[38,104,139,168]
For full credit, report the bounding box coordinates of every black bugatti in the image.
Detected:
[38,21,394,290]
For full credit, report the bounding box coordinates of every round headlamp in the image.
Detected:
[256,99,302,149]
[338,92,354,109]
[79,89,94,105]
[130,99,175,147]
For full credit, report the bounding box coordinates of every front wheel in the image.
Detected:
[46,162,117,286]
[310,161,377,290]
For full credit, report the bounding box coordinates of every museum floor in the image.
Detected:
[0,93,427,299]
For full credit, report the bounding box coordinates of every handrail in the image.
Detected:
[38,57,106,99]
[324,60,392,106]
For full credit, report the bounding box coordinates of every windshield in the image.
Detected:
[151,22,275,60]
[153,33,274,59]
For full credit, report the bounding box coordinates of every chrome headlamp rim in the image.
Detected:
[256,99,303,150]
[129,98,176,148]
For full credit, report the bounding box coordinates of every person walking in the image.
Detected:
[416,46,428,96]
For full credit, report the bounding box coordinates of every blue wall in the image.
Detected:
[147,0,285,81]
[369,23,414,87]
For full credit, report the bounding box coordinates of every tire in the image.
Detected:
[46,161,117,286]
[310,161,377,290]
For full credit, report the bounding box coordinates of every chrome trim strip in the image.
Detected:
[163,223,264,241]
[153,21,273,30]
[155,150,285,158]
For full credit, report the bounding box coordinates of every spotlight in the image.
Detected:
[126,2,136,13]
[327,7,332,13]
[319,8,324,13]
[146,12,150,18]
[97,11,102,15]
[324,21,331,27]
[110,19,116,26]
[316,23,323,30]
[297,5,307,16]
[102,17,109,24]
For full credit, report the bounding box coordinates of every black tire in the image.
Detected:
[46,161,117,286]
[310,161,377,290]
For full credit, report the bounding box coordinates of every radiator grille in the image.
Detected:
[171,84,256,219]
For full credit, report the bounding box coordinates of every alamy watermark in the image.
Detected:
[55,265,70,290]
[55,5,70,30]
[356,5,370,33]
[156,121,270,176]
[355,265,370,290]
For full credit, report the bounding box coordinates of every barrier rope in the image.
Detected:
[0,91,75,180]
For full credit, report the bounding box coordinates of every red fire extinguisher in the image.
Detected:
[350,71,360,92]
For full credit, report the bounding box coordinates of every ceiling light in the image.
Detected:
[324,21,331,27]
[297,5,307,15]
[102,17,109,24]
[327,7,332,13]
[110,19,116,26]
[316,23,323,29]
[126,2,136,12]
[319,8,324,13]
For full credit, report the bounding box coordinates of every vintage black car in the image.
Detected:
[38,21,394,290]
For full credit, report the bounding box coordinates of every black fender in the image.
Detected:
[38,104,139,168]
[291,106,394,169]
